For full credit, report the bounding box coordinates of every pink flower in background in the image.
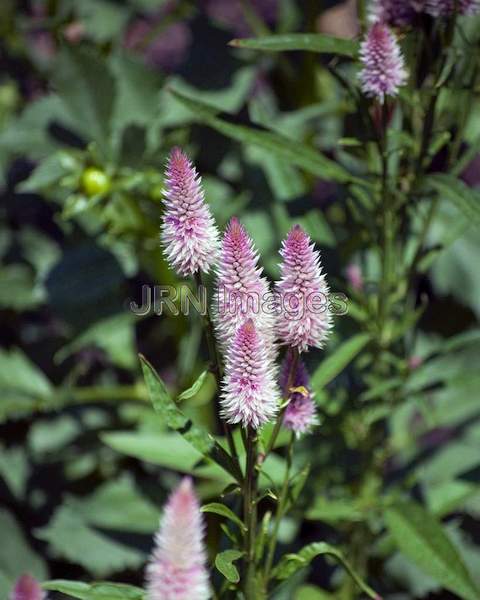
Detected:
[408,355,423,370]
[213,217,275,351]
[359,23,408,102]
[10,575,45,600]
[161,148,220,277]
[425,0,480,14]
[275,225,332,353]
[124,17,191,72]
[202,0,278,36]
[280,351,318,435]
[221,319,279,429]
[461,154,480,188]
[369,0,420,26]
[345,264,364,292]
[146,478,210,600]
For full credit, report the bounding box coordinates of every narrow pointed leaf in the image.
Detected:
[178,370,209,401]
[170,90,358,184]
[384,501,479,600]
[311,334,370,390]
[272,542,378,599]
[426,174,480,227]
[139,355,242,482]
[230,34,358,58]
[201,502,247,532]
[43,580,145,599]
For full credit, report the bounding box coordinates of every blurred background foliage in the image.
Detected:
[1,0,480,598]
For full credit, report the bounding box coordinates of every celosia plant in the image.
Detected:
[8,2,480,600]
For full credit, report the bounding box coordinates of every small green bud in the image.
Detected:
[81,167,111,196]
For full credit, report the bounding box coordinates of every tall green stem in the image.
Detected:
[264,431,295,584]
[244,427,258,599]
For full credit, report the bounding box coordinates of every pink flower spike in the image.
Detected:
[275,225,332,353]
[359,23,408,102]
[161,148,220,277]
[280,351,318,436]
[10,575,45,600]
[213,217,275,351]
[221,319,279,429]
[425,0,480,14]
[146,477,210,600]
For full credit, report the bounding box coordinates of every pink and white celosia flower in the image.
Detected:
[275,226,332,353]
[221,319,279,429]
[280,351,318,435]
[213,217,275,351]
[161,148,220,277]
[359,23,408,102]
[10,575,45,600]
[146,477,210,600]
[425,0,479,14]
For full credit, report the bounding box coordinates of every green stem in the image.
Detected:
[264,431,295,584]
[244,427,258,599]
[377,101,392,339]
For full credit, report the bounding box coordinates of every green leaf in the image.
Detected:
[295,585,337,600]
[426,174,480,227]
[286,463,310,511]
[215,550,244,583]
[0,348,53,422]
[311,334,371,391]
[140,355,242,481]
[71,475,159,533]
[201,502,247,532]
[0,265,43,310]
[53,46,115,155]
[36,504,144,576]
[170,90,357,184]
[230,33,358,58]
[306,498,363,523]
[18,153,69,192]
[101,431,205,473]
[384,501,479,600]
[76,0,131,42]
[0,446,28,498]
[0,509,47,598]
[178,370,209,401]
[43,580,145,599]
[110,51,162,152]
[272,542,378,599]
[56,314,137,370]
[140,354,211,449]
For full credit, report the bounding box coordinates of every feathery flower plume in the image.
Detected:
[280,351,318,435]
[221,319,279,429]
[275,225,332,353]
[368,0,419,26]
[425,0,479,14]
[10,575,45,600]
[161,148,220,277]
[359,23,408,102]
[213,217,275,350]
[146,477,210,600]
